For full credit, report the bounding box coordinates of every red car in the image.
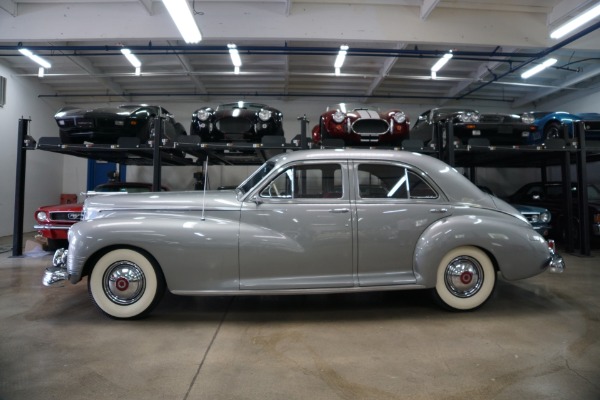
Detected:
[312,104,410,147]
[34,182,168,250]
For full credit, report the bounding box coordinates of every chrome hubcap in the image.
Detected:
[103,261,146,305]
[444,256,484,298]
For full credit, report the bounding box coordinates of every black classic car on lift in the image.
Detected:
[54,104,187,144]
[190,101,284,143]
[410,108,535,147]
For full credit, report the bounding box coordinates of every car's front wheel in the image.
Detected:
[88,248,165,319]
[433,246,496,311]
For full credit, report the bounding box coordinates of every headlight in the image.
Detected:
[392,112,406,123]
[36,211,48,222]
[530,214,539,223]
[461,112,480,123]
[541,212,551,223]
[258,109,272,121]
[197,109,211,121]
[522,113,535,124]
[332,110,345,123]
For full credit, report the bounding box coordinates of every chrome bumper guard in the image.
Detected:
[547,253,565,274]
[546,239,565,274]
[42,249,69,287]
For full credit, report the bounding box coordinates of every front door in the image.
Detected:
[239,161,354,290]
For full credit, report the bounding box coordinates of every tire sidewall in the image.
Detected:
[88,248,160,319]
[434,246,496,311]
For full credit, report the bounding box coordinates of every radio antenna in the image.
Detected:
[201,158,208,221]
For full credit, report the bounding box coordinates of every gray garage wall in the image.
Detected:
[0,61,63,238]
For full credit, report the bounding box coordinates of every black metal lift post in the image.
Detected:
[12,118,29,257]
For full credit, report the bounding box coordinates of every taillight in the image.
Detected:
[593,213,600,224]
[548,239,556,254]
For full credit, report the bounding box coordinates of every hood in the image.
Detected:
[55,106,138,118]
[350,109,381,119]
[83,190,240,220]
[38,202,83,212]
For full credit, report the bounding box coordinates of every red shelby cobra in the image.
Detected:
[313,104,410,147]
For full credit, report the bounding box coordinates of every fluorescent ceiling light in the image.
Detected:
[18,48,51,69]
[334,45,349,69]
[521,58,558,79]
[431,51,453,72]
[335,67,341,76]
[234,66,240,75]
[228,44,242,67]
[121,48,142,68]
[162,0,202,44]
[550,3,600,39]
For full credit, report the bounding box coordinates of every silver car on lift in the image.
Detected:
[44,149,564,319]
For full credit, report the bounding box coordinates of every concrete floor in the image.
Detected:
[0,234,599,400]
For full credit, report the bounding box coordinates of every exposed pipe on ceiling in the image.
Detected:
[457,19,600,100]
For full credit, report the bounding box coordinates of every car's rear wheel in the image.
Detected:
[433,246,496,311]
[88,248,165,319]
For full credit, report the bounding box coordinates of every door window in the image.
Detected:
[357,163,437,199]
[260,163,343,199]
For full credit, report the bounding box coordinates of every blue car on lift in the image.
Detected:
[521,111,600,143]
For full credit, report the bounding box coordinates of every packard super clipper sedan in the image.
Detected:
[44,149,564,319]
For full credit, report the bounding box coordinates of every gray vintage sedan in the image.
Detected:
[44,149,564,319]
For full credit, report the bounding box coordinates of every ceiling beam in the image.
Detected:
[512,64,600,108]
[440,46,518,104]
[365,43,407,98]
[420,0,439,20]
[138,0,153,15]
[58,48,129,100]
[0,0,16,16]
[547,0,597,27]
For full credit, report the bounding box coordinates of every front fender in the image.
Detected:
[414,214,551,287]
[67,210,241,291]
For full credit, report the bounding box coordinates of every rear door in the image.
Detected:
[352,161,451,286]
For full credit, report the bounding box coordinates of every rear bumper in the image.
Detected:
[546,253,565,274]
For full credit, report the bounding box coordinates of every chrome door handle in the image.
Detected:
[329,208,350,213]
[429,208,448,214]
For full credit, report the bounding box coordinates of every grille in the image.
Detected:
[50,212,82,222]
[352,119,389,135]
[479,115,503,123]
[75,118,94,128]
[217,117,253,134]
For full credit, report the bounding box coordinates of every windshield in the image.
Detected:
[217,102,266,112]
[237,161,276,195]
[433,109,476,119]
[326,103,378,113]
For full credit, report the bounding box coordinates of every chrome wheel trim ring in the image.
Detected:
[103,261,146,305]
[444,256,484,298]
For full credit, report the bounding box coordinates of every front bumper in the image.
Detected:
[42,249,69,287]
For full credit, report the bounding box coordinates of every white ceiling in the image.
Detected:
[1,0,599,110]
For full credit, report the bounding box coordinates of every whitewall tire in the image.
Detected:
[434,246,496,311]
[88,248,165,319]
